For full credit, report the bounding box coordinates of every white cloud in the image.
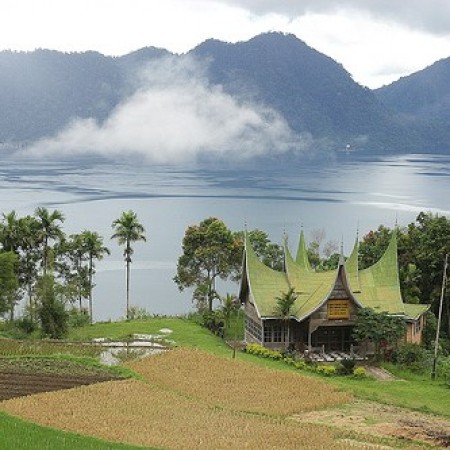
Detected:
[1,1,449,89]
[24,57,308,163]
[283,12,450,88]
[221,0,450,35]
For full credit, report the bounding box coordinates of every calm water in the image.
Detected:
[1,153,450,321]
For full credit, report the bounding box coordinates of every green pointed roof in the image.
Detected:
[345,237,360,292]
[356,231,405,314]
[295,230,312,271]
[242,228,422,321]
[245,233,290,317]
[403,303,430,321]
[285,242,337,320]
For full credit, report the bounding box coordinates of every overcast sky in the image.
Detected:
[1,0,450,88]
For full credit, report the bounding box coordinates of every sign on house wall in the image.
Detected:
[327,299,350,320]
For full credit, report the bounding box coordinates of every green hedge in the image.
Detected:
[245,343,366,378]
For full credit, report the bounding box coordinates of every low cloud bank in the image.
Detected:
[25,57,309,163]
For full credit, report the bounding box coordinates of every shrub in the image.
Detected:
[316,365,336,376]
[438,356,450,386]
[352,367,366,378]
[15,316,38,335]
[245,343,282,360]
[68,308,90,328]
[126,306,153,321]
[337,358,356,375]
[392,343,431,373]
[201,311,225,337]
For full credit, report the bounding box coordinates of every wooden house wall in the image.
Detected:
[405,315,426,344]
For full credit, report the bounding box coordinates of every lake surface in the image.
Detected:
[1,153,450,321]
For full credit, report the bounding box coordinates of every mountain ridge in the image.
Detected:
[0,32,448,155]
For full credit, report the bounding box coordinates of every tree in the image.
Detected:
[359,225,392,269]
[36,273,69,339]
[221,293,238,330]
[0,210,20,253]
[274,287,298,350]
[352,307,405,360]
[0,252,19,320]
[81,230,110,323]
[55,234,89,311]
[174,217,240,312]
[234,229,284,272]
[34,207,65,275]
[16,215,40,314]
[111,211,146,320]
[402,213,450,338]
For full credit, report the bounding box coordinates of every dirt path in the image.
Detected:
[292,399,450,448]
[364,366,398,381]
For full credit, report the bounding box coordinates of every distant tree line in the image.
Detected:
[0,207,145,337]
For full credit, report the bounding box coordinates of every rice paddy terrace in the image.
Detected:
[1,347,449,449]
[0,319,449,449]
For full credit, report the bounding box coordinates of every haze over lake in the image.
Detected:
[2,153,450,321]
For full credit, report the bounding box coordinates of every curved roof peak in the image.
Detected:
[345,236,360,292]
[295,229,312,271]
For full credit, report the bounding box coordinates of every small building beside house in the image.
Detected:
[238,230,429,353]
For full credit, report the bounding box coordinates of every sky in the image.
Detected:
[1,0,450,89]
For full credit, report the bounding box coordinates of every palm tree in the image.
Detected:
[111,211,146,320]
[0,210,20,253]
[274,287,298,350]
[221,293,238,330]
[17,215,40,314]
[81,230,110,323]
[34,207,65,275]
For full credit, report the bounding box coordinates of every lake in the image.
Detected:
[1,153,450,321]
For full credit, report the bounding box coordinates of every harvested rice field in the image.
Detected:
[127,347,351,415]
[1,379,359,450]
[0,349,433,449]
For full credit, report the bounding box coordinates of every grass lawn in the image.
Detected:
[68,317,232,356]
[327,369,450,417]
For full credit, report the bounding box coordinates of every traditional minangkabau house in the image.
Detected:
[238,230,429,353]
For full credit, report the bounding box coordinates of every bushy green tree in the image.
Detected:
[0,252,19,320]
[234,229,284,272]
[174,217,240,312]
[353,307,405,360]
[36,274,69,339]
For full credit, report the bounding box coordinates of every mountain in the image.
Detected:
[0,50,122,142]
[375,57,450,121]
[375,58,450,152]
[190,32,419,153]
[0,47,169,143]
[0,33,448,155]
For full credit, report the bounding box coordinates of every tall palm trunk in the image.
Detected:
[126,240,131,320]
[88,255,93,324]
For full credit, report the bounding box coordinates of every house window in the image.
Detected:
[273,325,283,343]
[245,316,262,341]
[263,322,286,343]
[415,320,421,334]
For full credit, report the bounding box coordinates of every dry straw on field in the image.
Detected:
[1,379,362,450]
[127,347,351,415]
